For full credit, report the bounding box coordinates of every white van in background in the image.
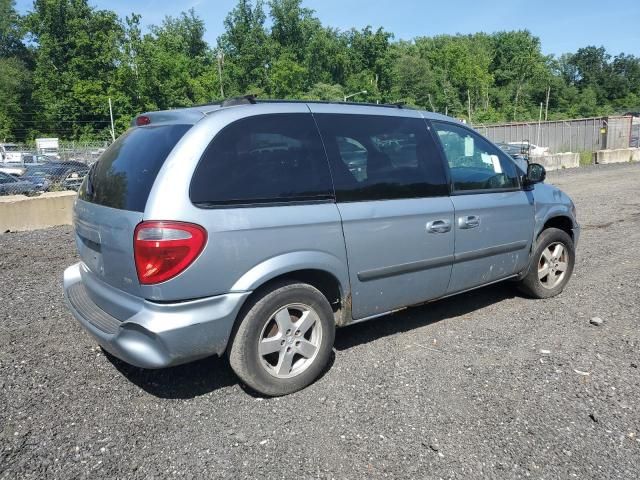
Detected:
[36,138,60,159]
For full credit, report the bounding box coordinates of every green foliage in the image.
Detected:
[579,151,594,166]
[1,0,639,142]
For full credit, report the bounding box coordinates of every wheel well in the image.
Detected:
[542,216,573,240]
[249,269,344,323]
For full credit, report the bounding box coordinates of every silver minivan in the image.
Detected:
[63,98,579,396]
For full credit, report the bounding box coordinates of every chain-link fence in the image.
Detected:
[0,141,109,196]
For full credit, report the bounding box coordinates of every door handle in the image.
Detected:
[426,219,451,233]
[458,215,481,229]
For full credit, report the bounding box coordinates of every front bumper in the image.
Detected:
[572,225,581,248]
[63,262,250,368]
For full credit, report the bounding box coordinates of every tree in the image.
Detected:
[26,0,124,139]
[218,0,271,95]
[491,31,548,120]
[269,0,318,58]
[3,0,640,141]
[0,57,31,140]
[303,82,344,101]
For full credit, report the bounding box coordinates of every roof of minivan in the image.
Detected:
[133,98,457,126]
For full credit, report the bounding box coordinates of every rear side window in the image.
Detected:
[79,124,190,211]
[190,114,333,206]
[314,114,448,202]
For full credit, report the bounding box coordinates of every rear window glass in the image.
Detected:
[190,114,333,206]
[79,124,190,211]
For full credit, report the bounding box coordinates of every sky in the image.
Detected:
[15,0,640,57]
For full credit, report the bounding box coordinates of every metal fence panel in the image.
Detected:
[477,116,635,154]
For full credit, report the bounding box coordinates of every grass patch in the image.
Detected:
[579,151,594,166]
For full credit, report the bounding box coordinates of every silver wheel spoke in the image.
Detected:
[295,310,318,337]
[541,248,553,263]
[556,261,568,272]
[274,308,293,333]
[275,349,295,376]
[296,339,317,358]
[259,336,283,356]
[552,244,564,259]
[538,264,550,280]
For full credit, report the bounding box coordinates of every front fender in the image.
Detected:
[230,250,350,296]
[533,183,578,240]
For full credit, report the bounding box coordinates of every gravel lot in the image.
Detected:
[1,163,639,479]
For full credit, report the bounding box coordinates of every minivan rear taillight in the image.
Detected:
[134,221,207,285]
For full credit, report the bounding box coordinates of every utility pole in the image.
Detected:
[467,90,472,124]
[428,93,435,112]
[537,102,543,146]
[217,50,225,98]
[108,97,115,142]
[544,86,551,121]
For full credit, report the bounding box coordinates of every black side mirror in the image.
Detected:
[524,162,546,186]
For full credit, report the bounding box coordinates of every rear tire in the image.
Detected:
[228,281,335,396]
[517,227,575,299]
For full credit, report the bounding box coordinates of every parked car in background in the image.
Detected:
[0,143,26,163]
[21,163,89,190]
[0,171,38,195]
[61,167,89,191]
[508,141,549,157]
[21,153,58,165]
[63,98,580,396]
[496,142,528,172]
[0,163,26,176]
[19,169,50,192]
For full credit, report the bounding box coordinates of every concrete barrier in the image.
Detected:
[531,152,580,171]
[595,148,640,164]
[0,191,76,233]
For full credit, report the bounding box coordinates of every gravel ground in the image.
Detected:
[1,163,639,479]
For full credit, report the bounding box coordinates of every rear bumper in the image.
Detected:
[63,262,250,369]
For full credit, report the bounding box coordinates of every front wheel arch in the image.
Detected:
[540,215,574,242]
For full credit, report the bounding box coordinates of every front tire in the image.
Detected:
[228,281,335,396]
[517,227,575,299]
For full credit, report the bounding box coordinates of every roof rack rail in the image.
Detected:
[254,99,411,109]
[188,97,413,111]
[221,95,257,107]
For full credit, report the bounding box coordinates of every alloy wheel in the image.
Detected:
[258,303,323,379]
[538,242,568,289]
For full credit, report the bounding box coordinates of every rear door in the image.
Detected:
[75,124,191,296]
[430,121,534,294]
[313,106,454,319]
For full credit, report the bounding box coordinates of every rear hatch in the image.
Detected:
[75,124,191,296]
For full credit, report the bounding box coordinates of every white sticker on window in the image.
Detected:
[491,155,502,173]
[464,136,474,157]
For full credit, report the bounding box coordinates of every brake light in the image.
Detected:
[135,115,151,126]
[134,221,207,285]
